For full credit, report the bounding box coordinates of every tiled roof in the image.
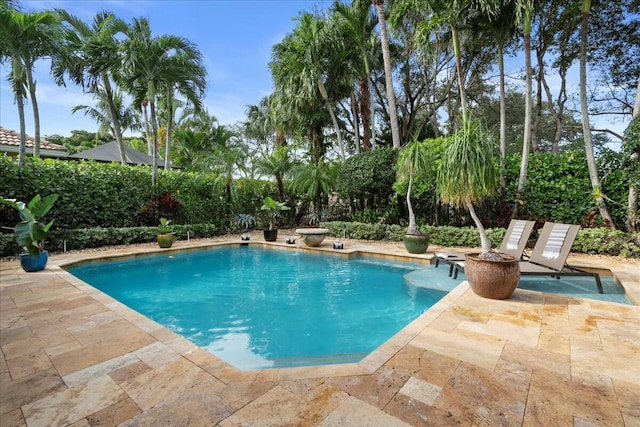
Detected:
[0,126,67,152]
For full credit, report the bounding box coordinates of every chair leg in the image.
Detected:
[595,274,603,293]
[435,258,440,268]
[448,263,454,277]
[453,266,459,280]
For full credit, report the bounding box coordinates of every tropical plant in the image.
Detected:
[437,119,498,257]
[260,196,290,230]
[0,8,61,166]
[157,217,173,234]
[255,146,296,202]
[54,10,130,165]
[396,139,434,235]
[1,194,59,256]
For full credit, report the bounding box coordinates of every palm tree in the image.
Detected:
[372,0,401,148]
[332,0,378,151]
[256,146,296,202]
[437,119,498,255]
[579,0,615,229]
[291,159,337,217]
[0,8,60,166]
[54,10,129,165]
[72,87,142,139]
[121,17,204,186]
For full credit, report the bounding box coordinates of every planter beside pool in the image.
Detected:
[296,228,330,247]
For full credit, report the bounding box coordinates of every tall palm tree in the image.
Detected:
[121,17,204,186]
[579,0,614,228]
[0,8,60,166]
[372,0,401,148]
[54,10,129,164]
[332,0,378,151]
[256,146,296,202]
[291,159,337,216]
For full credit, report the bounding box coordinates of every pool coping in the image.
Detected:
[3,237,640,425]
[53,240,638,381]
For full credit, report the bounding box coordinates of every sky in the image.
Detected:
[0,0,333,138]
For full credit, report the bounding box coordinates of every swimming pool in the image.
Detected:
[67,246,448,370]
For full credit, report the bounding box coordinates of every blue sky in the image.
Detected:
[0,0,332,138]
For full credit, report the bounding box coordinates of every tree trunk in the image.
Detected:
[406,174,418,235]
[351,91,361,154]
[627,74,640,231]
[513,21,533,218]
[373,0,400,149]
[466,198,492,254]
[13,56,27,168]
[102,73,127,165]
[142,98,152,155]
[26,66,40,158]
[360,79,371,150]
[164,90,174,170]
[498,42,506,191]
[317,77,345,160]
[580,0,615,229]
[451,27,468,124]
[148,81,159,187]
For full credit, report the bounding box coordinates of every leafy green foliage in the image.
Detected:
[336,147,397,208]
[0,194,58,255]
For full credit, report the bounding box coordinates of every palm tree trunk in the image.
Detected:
[498,42,506,191]
[350,91,361,154]
[406,174,418,235]
[12,55,27,168]
[373,0,400,149]
[102,72,127,165]
[26,67,41,158]
[580,0,615,229]
[148,82,159,187]
[164,90,174,170]
[513,17,533,218]
[143,98,152,155]
[317,78,345,160]
[451,27,468,124]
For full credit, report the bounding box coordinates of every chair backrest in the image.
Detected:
[498,219,536,258]
[528,222,581,271]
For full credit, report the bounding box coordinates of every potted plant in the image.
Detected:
[1,194,59,272]
[157,217,175,248]
[234,213,255,240]
[437,118,520,299]
[395,139,435,254]
[260,196,290,241]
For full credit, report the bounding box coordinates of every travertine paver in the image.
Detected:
[1,235,639,426]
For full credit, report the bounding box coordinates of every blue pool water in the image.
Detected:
[67,247,448,370]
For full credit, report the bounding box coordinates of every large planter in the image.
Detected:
[20,251,48,272]
[296,228,330,247]
[157,233,175,248]
[403,234,430,254]
[465,253,520,300]
[264,228,278,242]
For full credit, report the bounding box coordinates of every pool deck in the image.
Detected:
[1,234,639,426]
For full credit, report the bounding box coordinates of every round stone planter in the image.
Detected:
[296,228,330,247]
[20,251,48,272]
[465,253,520,300]
[157,233,175,248]
[403,234,430,254]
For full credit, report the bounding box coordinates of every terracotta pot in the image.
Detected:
[465,253,520,300]
[157,233,175,248]
[403,234,429,254]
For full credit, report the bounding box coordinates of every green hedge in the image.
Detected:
[321,221,640,258]
[0,224,220,257]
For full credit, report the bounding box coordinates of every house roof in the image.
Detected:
[0,127,68,158]
[70,141,176,168]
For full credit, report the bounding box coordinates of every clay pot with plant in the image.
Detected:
[437,119,520,299]
[157,217,175,248]
[1,194,59,272]
[260,197,290,241]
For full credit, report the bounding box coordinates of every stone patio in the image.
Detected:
[1,234,639,426]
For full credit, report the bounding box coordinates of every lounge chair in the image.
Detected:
[435,219,535,276]
[452,222,603,293]
[518,222,603,293]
